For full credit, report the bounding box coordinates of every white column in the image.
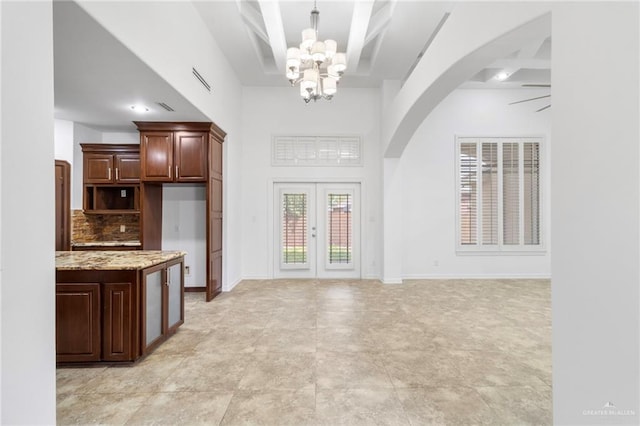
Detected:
[551,2,640,423]
[382,158,403,284]
[0,1,57,424]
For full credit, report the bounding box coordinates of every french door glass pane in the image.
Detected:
[503,143,520,245]
[459,143,477,245]
[282,193,307,264]
[327,193,352,264]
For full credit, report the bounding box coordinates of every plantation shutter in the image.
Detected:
[481,143,498,245]
[523,142,541,245]
[502,142,520,245]
[457,137,542,251]
[459,143,478,245]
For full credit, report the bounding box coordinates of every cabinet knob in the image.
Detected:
[108,168,112,180]
[115,168,119,181]
[175,166,179,179]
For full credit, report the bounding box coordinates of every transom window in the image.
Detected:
[456,137,543,253]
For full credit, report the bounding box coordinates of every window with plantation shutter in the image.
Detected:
[456,137,544,253]
[272,136,362,166]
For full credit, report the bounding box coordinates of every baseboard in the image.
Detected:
[401,273,551,280]
[223,277,243,292]
[382,278,403,285]
[185,286,206,292]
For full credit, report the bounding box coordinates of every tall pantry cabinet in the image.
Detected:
[135,122,226,301]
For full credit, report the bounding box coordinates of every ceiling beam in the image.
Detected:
[258,0,288,72]
[490,37,549,81]
[236,0,269,44]
[346,1,374,74]
[364,1,395,46]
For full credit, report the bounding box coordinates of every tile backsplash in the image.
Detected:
[72,210,140,242]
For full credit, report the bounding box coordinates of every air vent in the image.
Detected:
[192,67,211,92]
[156,102,175,112]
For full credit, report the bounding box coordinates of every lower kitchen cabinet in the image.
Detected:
[141,257,184,355]
[56,283,101,363]
[102,282,135,361]
[55,253,184,364]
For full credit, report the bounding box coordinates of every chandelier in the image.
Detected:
[285,1,347,103]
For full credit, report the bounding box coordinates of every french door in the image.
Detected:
[274,183,360,278]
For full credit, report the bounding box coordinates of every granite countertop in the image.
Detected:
[71,241,142,247]
[56,250,186,271]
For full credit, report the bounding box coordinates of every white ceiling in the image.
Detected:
[52,1,551,131]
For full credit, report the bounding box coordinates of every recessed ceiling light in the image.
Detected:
[495,71,510,81]
[130,105,149,113]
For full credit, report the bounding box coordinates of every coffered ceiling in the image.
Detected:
[52,1,551,131]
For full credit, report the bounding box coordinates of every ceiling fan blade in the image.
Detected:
[509,94,551,105]
[536,105,551,112]
[522,84,551,87]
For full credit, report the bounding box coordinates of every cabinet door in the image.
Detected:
[102,282,134,361]
[56,283,101,363]
[141,132,173,181]
[115,154,140,183]
[84,154,114,183]
[175,131,207,182]
[166,259,184,333]
[142,266,164,353]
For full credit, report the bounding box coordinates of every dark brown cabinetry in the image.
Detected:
[55,160,71,251]
[139,128,207,182]
[81,144,141,214]
[141,258,184,355]
[56,283,101,363]
[82,144,140,184]
[56,255,183,364]
[136,122,226,301]
[102,282,134,361]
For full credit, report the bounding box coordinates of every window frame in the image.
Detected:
[455,136,546,255]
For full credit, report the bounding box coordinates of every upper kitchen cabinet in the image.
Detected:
[136,122,208,182]
[81,144,140,184]
[81,144,141,214]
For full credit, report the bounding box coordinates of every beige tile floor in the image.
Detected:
[57,279,552,425]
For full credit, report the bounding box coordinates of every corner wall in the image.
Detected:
[400,88,551,278]
[240,87,382,280]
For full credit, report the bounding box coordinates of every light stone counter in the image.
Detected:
[55,250,186,271]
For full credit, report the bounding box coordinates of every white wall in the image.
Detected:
[0,1,56,423]
[76,0,243,289]
[102,131,138,144]
[54,119,74,163]
[241,87,382,280]
[552,3,639,423]
[162,184,206,288]
[400,88,551,278]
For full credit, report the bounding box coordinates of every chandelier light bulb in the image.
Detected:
[311,41,326,63]
[287,69,300,81]
[324,40,337,59]
[323,77,337,95]
[327,64,340,80]
[331,53,347,73]
[301,28,316,50]
[301,68,318,91]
